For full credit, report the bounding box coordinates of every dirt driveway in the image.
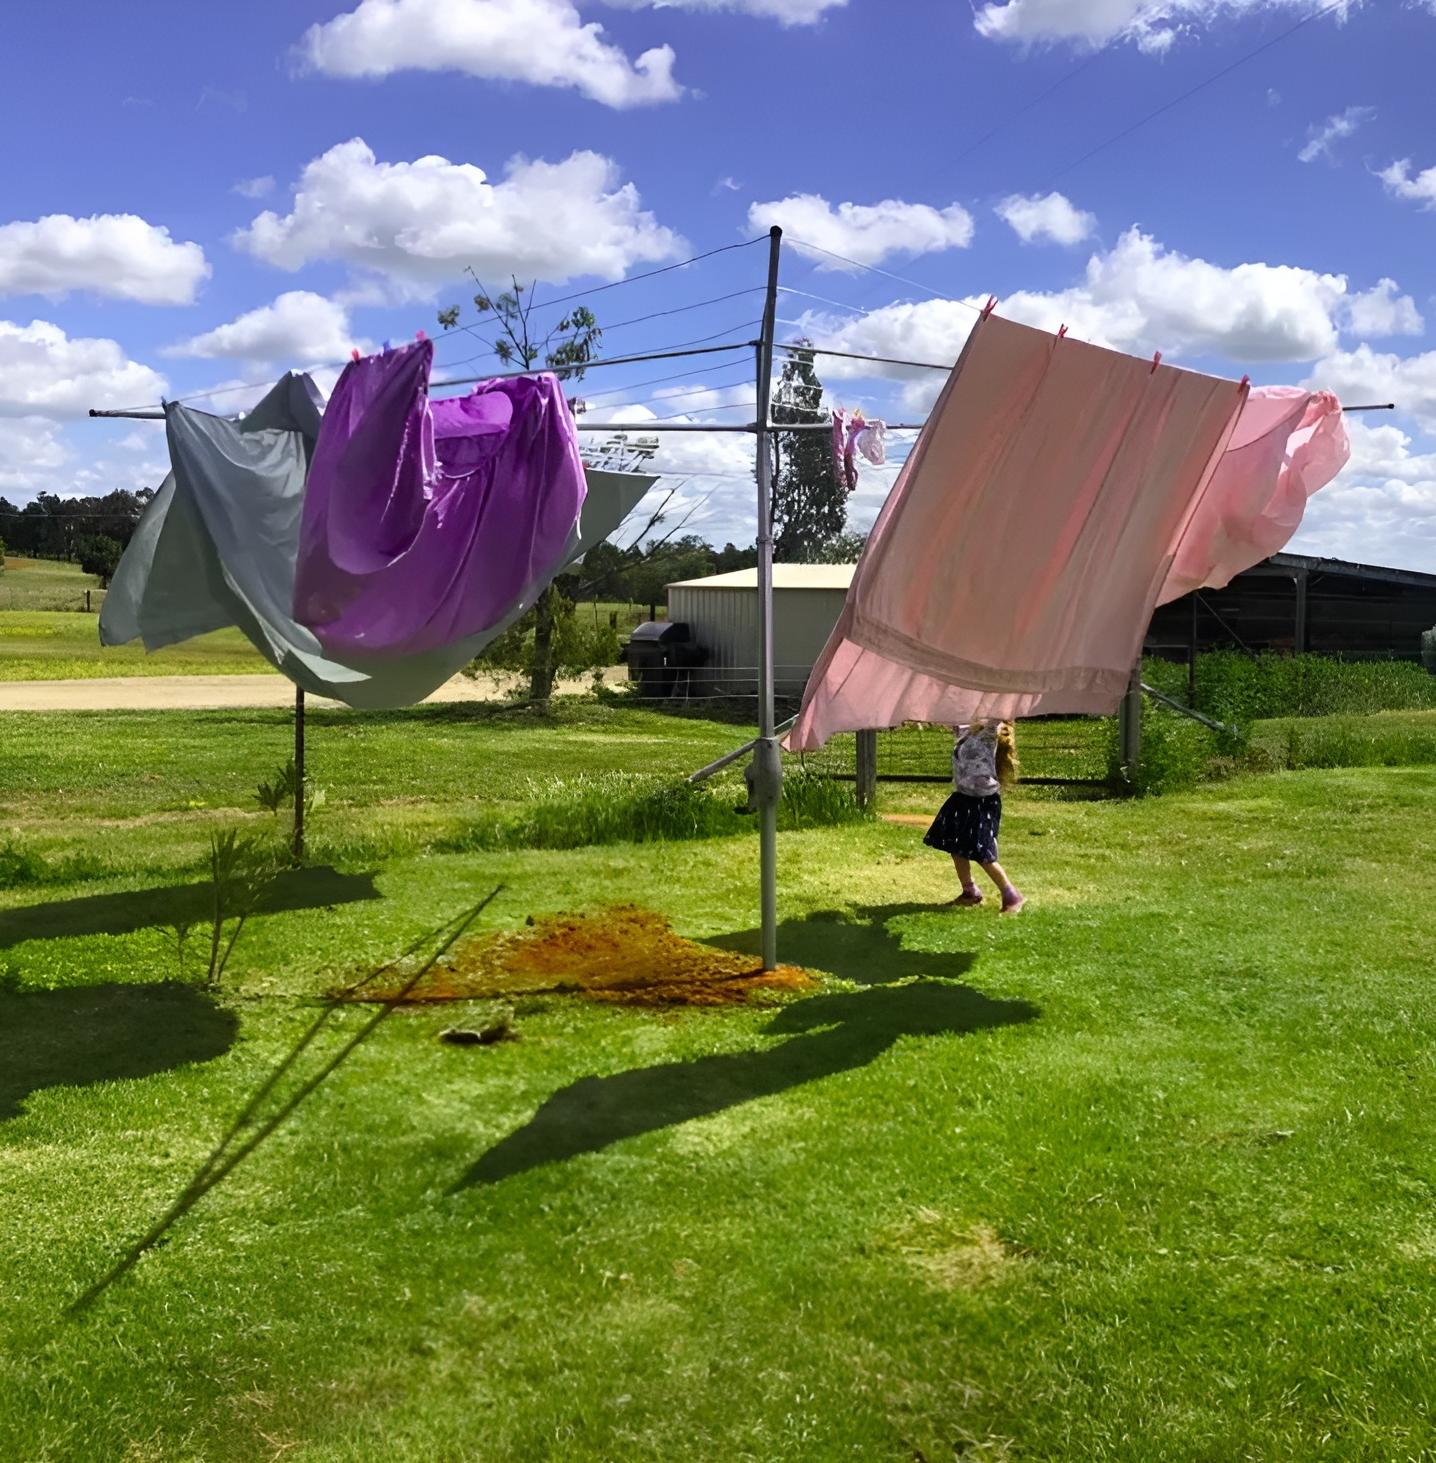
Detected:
[0,669,624,713]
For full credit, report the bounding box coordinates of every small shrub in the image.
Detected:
[197,830,281,987]
[0,842,47,890]
[1105,706,1220,796]
[0,843,109,889]
[255,759,325,819]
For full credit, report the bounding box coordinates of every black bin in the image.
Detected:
[625,621,703,698]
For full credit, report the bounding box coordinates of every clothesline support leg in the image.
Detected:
[1118,664,1142,784]
[294,687,306,865]
[855,730,878,809]
[754,226,784,971]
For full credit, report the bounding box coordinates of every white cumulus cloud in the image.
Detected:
[1343,279,1423,339]
[601,0,845,22]
[1379,157,1436,209]
[1297,104,1374,164]
[168,291,362,366]
[995,191,1096,245]
[746,194,974,270]
[1306,343,1436,432]
[234,138,685,298]
[973,0,1358,54]
[796,229,1368,413]
[299,0,681,107]
[1287,417,1436,571]
[0,213,209,306]
[233,176,276,200]
[0,320,167,419]
[0,417,69,494]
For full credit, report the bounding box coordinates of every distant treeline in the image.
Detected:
[0,490,151,561]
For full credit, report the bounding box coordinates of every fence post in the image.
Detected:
[855,729,878,809]
[1118,664,1142,781]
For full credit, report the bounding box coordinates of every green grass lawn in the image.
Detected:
[0,556,103,613]
[2,704,1435,1460]
[0,608,269,680]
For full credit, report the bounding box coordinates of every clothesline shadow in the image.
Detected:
[0,981,238,1123]
[0,865,381,950]
[455,905,1036,1190]
[708,902,976,988]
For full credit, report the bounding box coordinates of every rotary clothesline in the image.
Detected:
[82,225,1397,978]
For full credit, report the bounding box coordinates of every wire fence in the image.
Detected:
[791,719,1112,787]
[614,664,1114,783]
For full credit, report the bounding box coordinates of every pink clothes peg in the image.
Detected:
[1056,324,1068,340]
[981,296,998,319]
[1151,351,1162,373]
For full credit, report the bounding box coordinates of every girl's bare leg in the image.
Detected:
[950,855,983,905]
[979,859,1024,914]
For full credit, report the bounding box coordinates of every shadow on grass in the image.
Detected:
[0,866,381,949]
[457,976,1035,1190]
[710,902,978,987]
[0,981,238,1122]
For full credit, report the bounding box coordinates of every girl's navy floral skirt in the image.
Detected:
[924,791,1002,863]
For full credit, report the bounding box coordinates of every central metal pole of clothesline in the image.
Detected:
[754,226,784,972]
[293,687,306,863]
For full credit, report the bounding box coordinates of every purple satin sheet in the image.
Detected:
[293,339,587,657]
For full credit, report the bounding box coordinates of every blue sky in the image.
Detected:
[5,0,1436,566]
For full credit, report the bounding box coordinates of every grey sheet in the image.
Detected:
[101,373,657,709]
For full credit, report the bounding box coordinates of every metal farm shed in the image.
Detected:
[1148,552,1436,660]
[666,564,855,697]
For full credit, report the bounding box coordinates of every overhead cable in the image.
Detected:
[1046,0,1347,183]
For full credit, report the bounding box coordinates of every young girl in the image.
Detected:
[923,720,1025,914]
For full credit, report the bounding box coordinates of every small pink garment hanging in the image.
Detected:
[787,314,1348,750]
[831,408,887,492]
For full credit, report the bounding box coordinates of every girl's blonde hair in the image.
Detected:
[995,721,1019,788]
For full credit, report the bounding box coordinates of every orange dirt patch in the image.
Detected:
[337,906,815,1008]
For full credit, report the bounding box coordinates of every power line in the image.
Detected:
[1046,0,1348,183]
[948,50,1107,170]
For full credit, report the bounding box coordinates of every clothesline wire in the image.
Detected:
[106,240,768,411]
[588,370,756,412]
[96,337,765,418]
[776,285,875,318]
[433,288,765,371]
[776,340,955,373]
[1044,0,1347,184]
[783,236,977,309]
[444,236,767,338]
[573,357,754,404]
